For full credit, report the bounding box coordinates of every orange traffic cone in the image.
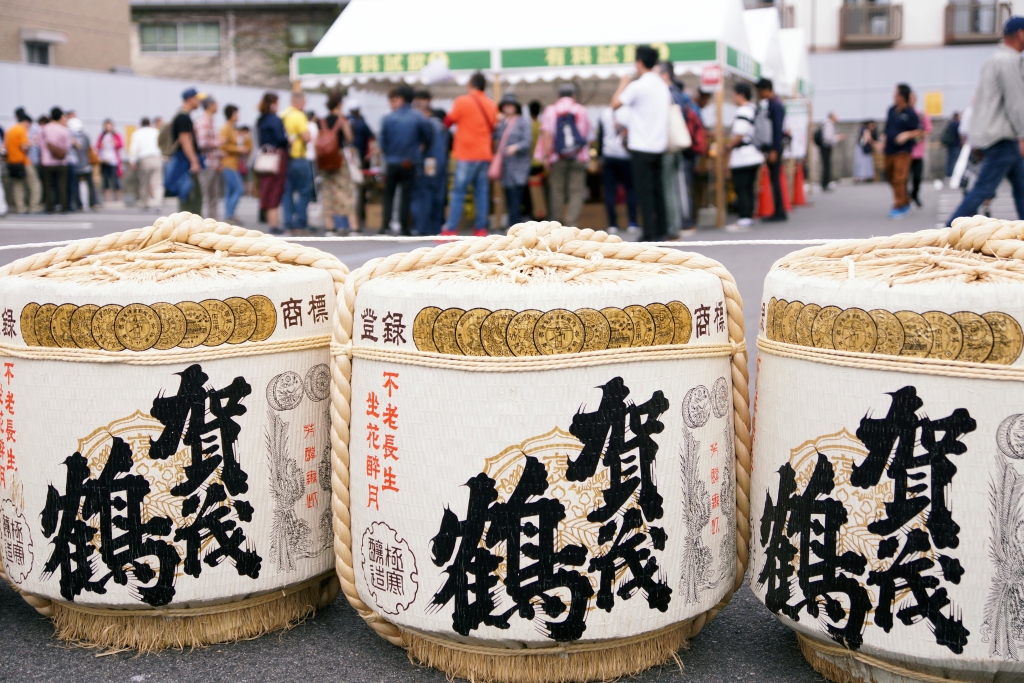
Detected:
[756,164,774,217]
[779,168,791,213]
[792,163,807,206]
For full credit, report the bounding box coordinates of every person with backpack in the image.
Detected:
[442,72,497,237]
[219,105,250,225]
[535,84,591,227]
[379,85,433,236]
[39,107,71,213]
[727,82,764,232]
[755,78,788,222]
[316,92,356,234]
[163,87,204,216]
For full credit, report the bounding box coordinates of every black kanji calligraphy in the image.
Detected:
[280,298,303,329]
[308,294,328,324]
[361,308,378,341]
[694,304,710,338]
[382,312,406,345]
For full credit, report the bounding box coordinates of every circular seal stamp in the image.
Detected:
[114,303,162,352]
[576,308,611,352]
[70,304,100,350]
[0,498,34,585]
[997,414,1024,459]
[34,303,59,348]
[507,310,542,356]
[682,385,712,429]
[794,303,821,347]
[781,301,804,345]
[646,303,675,346]
[923,311,963,361]
[455,307,490,356]
[175,301,211,348]
[200,299,236,347]
[432,308,465,355]
[667,300,692,344]
[91,304,125,351]
[20,302,39,347]
[869,309,905,356]
[624,305,655,347]
[360,521,419,616]
[952,311,994,363]
[50,303,78,349]
[534,309,585,355]
[982,311,1023,365]
[711,376,730,419]
[247,294,277,342]
[267,371,304,411]
[412,306,443,352]
[305,363,330,402]
[480,309,516,356]
[601,307,634,349]
[810,305,841,350]
[224,296,258,344]
[151,302,187,350]
[895,310,933,357]
[832,307,877,353]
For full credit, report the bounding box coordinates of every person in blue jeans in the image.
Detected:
[379,85,433,235]
[948,17,1024,225]
[280,93,312,231]
[219,104,248,224]
[441,72,497,236]
[411,90,449,235]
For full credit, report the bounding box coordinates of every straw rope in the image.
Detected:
[0,212,347,648]
[330,221,752,677]
[0,335,331,364]
[796,634,975,683]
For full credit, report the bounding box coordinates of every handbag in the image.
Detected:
[667,103,692,153]
[253,145,281,175]
[344,145,364,185]
[488,116,517,182]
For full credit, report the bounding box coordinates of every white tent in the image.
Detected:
[742,8,788,96]
[292,0,760,88]
[779,28,811,99]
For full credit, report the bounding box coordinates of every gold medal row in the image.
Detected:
[19,295,278,352]
[765,297,1024,365]
[412,302,694,357]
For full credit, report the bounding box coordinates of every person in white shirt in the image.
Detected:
[597,107,638,233]
[611,45,671,241]
[129,118,163,210]
[727,82,764,231]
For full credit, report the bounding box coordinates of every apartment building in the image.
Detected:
[0,0,132,72]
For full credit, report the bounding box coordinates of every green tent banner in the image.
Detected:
[725,46,760,80]
[501,41,716,69]
[295,50,491,76]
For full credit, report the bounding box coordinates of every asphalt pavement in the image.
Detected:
[0,181,951,682]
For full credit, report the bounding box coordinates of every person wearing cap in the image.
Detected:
[494,93,532,228]
[195,96,222,220]
[347,100,375,226]
[535,83,591,226]
[165,87,204,215]
[948,15,1024,224]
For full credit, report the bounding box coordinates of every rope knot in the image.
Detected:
[947,215,1024,255]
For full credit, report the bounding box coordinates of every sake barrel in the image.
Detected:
[751,218,1024,683]
[335,223,751,682]
[0,214,342,650]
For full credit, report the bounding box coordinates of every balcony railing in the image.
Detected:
[840,3,903,48]
[744,1,795,29]
[945,2,1011,44]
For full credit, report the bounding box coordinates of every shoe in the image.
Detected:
[888,206,911,220]
[762,214,788,223]
[724,223,752,233]
[680,227,697,236]
[439,229,458,238]
[606,226,621,235]
[912,197,923,208]
[626,224,642,236]
[473,228,489,237]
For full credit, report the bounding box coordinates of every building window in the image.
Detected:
[24,41,51,65]
[140,22,220,54]
[288,23,328,49]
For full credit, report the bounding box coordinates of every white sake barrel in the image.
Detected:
[751,219,1024,682]
[0,215,342,649]
[337,223,750,682]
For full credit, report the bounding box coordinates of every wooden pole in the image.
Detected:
[715,86,725,228]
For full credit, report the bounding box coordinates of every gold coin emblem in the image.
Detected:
[114,303,162,352]
[481,309,516,356]
[624,305,655,347]
[832,308,877,353]
[456,308,490,356]
[811,306,842,349]
[983,311,1024,365]
[646,303,675,346]
[794,303,821,347]
[895,310,933,357]
[576,308,611,352]
[781,301,804,345]
[176,301,211,348]
[91,304,124,351]
[601,307,635,349]
[70,304,100,349]
[772,299,789,343]
[152,302,187,350]
[534,309,585,355]
[224,297,258,344]
[247,294,277,342]
[868,309,905,356]
[765,297,778,339]
[923,311,963,360]
[507,310,542,356]
[413,306,443,352]
[20,303,40,347]
[200,299,236,347]
[34,303,59,348]
[667,301,692,344]
[50,303,78,349]
[952,311,994,363]
[432,308,465,355]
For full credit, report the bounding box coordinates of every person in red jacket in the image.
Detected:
[441,72,497,237]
